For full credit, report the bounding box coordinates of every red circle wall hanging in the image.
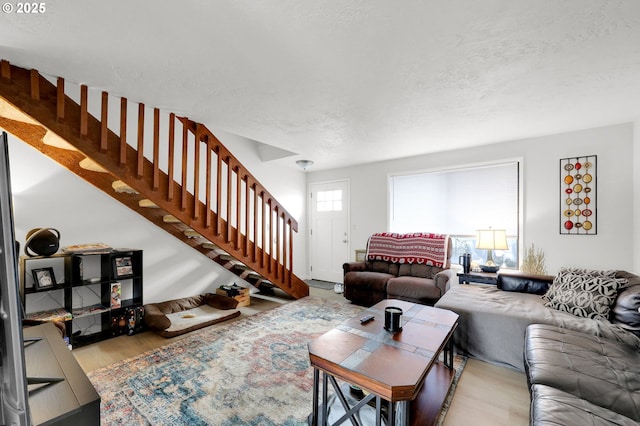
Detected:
[560,155,596,235]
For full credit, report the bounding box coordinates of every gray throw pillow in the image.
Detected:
[543,273,628,321]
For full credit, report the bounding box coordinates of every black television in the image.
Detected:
[0,131,30,425]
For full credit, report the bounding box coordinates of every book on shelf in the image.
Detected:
[25,308,72,322]
[72,304,109,318]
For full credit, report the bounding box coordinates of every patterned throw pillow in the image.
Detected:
[556,267,617,279]
[543,273,628,321]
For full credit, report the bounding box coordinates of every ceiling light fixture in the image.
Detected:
[296,159,314,171]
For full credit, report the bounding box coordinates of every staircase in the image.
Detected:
[0,60,309,299]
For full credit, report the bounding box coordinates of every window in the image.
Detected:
[389,161,520,269]
[317,189,343,212]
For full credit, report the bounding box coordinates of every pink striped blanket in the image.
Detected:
[366,232,449,267]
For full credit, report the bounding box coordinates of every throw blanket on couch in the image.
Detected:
[366,232,449,267]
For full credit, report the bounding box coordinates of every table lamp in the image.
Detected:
[476,228,508,272]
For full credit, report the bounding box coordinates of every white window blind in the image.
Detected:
[389,162,519,236]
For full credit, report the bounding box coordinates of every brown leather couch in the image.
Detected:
[342,237,454,306]
[525,324,640,425]
[516,270,640,425]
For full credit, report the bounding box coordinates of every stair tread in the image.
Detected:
[112,180,138,194]
[79,158,107,173]
[139,199,158,208]
[163,215,181,223]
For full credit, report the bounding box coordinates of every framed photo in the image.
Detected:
[113,256,133,278]
[110,282,121,308]
[32,267,56,289]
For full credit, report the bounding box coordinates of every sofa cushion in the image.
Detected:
[409,264,434,279]
[370,260,393,274]
[398,264,411,276]
[497,271,553,295]
[543,273,628,320]
[344,271,394,292]
[386,276,440,303]
[530,384,638,426]
[613,284,640,335]
[525,324,640,421]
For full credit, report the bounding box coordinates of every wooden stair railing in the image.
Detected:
[0,59,308,299]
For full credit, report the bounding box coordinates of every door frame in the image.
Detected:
[307,178,351,281]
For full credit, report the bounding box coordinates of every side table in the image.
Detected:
[457,271,498,285]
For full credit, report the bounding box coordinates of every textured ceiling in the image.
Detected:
[1,0,640,170]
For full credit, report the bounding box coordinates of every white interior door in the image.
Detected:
[310,180,349,283]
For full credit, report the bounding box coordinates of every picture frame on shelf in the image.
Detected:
[113,256,133,278]
[32,267,56,289]
[110,282,121,308]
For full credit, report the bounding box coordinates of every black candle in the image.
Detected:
[384,307,403,332]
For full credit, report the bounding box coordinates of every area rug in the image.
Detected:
[88,296,466,425]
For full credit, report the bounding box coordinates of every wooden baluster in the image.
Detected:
[261,194,267,268]
[244,177,250,257]
[226,158,232,243]
[167,113,175,201]
[268,200,273,273]
[80,85,88,137]
[56,78,65,122]
[180,120,188,211]
[193,125,201,220]
[100,92,108,152]
[253,185,259,262]
[288,220,294,285]
[235,167,241,251]
[152,108,160,190]
[30,69,39,100]
[136,103,144,178]
[276,208,281,280]
[119,98,127,165]
[204,137,212,229]
[281,215,288,284]
[0,60,10,79]
[216,148,222,236]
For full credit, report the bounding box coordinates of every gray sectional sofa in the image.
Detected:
[435,268,640,425]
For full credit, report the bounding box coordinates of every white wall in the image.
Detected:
[307,123,636,275]
[634,118,640,274]
[6,131,308,303]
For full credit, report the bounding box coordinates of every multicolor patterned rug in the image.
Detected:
[88,296,466,425]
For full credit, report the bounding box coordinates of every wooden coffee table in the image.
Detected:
[308,299,459,426]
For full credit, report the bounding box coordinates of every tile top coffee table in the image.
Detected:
[308,299,459,426]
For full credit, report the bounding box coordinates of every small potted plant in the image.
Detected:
[521,243,546,275]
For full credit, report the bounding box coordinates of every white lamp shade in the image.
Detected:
[476,229,509,250]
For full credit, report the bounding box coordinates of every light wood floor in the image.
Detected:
[72,287,530,425]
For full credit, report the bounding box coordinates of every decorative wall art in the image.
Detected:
[560,155,596,235]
